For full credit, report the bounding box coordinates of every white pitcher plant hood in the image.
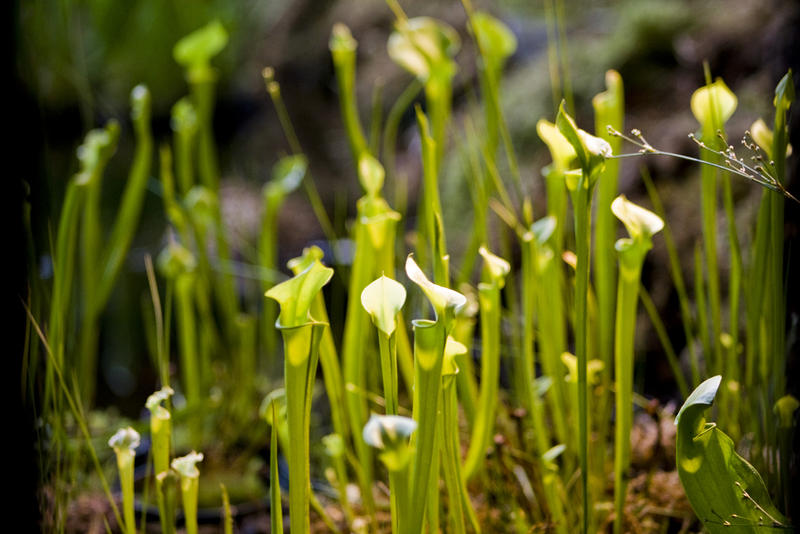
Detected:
[361,274,407,337]
[108,427,140,453]
[146,386,174,420]
[171,451,204,479]
[405,255,466,319]
[611,195,664,242]
[363,414,417,471]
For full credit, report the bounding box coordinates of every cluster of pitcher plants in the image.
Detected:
[24,1,798,533]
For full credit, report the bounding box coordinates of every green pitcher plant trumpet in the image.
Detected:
[146,386,175,534]
[108,427,140,534]
[610,194,663,534]
[363,414,417,534]
[171,451,204,534]
[265,259,333,534]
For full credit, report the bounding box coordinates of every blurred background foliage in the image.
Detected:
[16,0,799,407]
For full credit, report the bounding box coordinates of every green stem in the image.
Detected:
[281,322,326,534]
[613,248,645,534]
[407,319,447,534]
[464,282,501,480]
[116,449,136,534]
[378,332,399,415]
[270,405,284,534]
[181,476,199,534]
[571,184,591,533]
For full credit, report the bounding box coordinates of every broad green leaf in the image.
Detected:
[676,376,788,533]
[388,17,459,82]
[173,20,228,70]
[472,12,516,72]
[265,261,333,328]
[691,79,737,133]
[611,195,664,241]
[405,255,466,319]
[361,275,407,337]
[171,451,204,479]
[478,246,511,287]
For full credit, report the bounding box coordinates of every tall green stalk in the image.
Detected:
[555,102,611,532]
[610,196,663,534]
[464,246,510,480]
[76,120,119,403]
[690,76,737,378]
[405,256,466,534]
[592,70,624,442]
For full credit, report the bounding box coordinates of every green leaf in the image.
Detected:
[173,20,228,70]
[676,376,788,533]
[361,275,407,337]
[265,261,333,328]
[774,69,794,110]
